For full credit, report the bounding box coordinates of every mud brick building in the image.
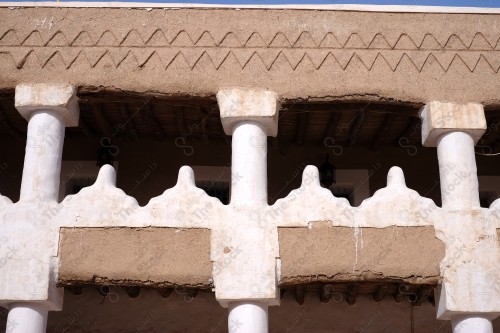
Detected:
[0,3,499,333]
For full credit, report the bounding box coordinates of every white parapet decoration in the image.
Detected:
[0,195,12,210]
[272,165,439,228]
[58,164,140,227]
[271,165,353,227]
[356,166,439,227]
[0,85,499,333]
[142,166,222,229]
[0,86,279,333]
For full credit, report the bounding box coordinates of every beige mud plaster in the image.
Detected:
[270,165,444,285]
[279,226,444,286]
[0,8,500,105]
[58,227,212,288]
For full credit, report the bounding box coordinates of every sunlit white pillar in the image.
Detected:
[421,102,485,210]
[228,301,268,333]
[7,303,48,333]
[230,121,268,206]
[436,131,480,209]
[421,101,494,333]
[451,315,493,333]
[20,111,66,202]
[217,88,279,333]
[6,83,80,333]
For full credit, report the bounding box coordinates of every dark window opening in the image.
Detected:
[66,177,96,195]
[480,191,497,208]
[197,180,230,205]
[330,185,355,206]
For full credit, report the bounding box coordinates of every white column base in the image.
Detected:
[451,315,493,333]
[228,301,268,333]
[7,303,48,333]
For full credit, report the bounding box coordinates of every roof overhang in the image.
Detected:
[0,2,499,13]
[0,5,499,106]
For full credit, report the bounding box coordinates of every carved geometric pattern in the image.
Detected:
[0,30,499,72]
[1,30,499,49]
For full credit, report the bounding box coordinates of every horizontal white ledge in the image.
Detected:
[0,2,499,14]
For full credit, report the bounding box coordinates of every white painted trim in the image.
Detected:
[0,2,499,13]
[59,161,118,202]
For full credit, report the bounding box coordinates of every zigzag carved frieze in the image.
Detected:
[1,29,500,50]
[1,47,499,73]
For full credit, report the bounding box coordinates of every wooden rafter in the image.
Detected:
[90,103,114,139]
[373,284,388,302]
[119,104,139,141]
[372,113,395,151]
[295,285,305,305]
[295,112,309,145]
[323,111,341,142]
[143,102,166,141]
[348,109,367,147]
[345,284,358,305]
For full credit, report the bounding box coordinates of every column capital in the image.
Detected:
[420,101,486,147]
[217,88,279,137]
[15,83,79,127]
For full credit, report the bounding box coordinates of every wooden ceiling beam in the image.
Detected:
[476,117,498,147]
[175,109,188,138]
[373,284,388,302]
[294,112,309,145]
[0,104,25,140]
[413,286,426,306]
[158,288,173,298]
[396,117,421,147]
[348,110,367,147]
[394,284,407,303]
[295,285,305,305]
[320,284,334,303]
[90,103,114,140]
[119,104,139,141]
[372,113,395,151]
[143,103,166,141]
[0,113,24,140]
[345,284,358,305]
[323,111,341,141]
[199,108,210,142]
[78,117,97,141]
[477,117,500,154]
[67,286,83,296]
[123,286,141,298]
[129,102,146,140]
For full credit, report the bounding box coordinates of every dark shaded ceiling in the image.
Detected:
[1,91,500,154]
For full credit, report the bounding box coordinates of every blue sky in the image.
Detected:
[111,0,500,6]
[3,0,499,7]
[156,0,498,5]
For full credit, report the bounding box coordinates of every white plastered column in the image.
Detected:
[217,88,279,333]
[421,101,498,333]
[5,83,79,333]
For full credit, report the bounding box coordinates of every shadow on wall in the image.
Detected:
[0,290,499,332]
